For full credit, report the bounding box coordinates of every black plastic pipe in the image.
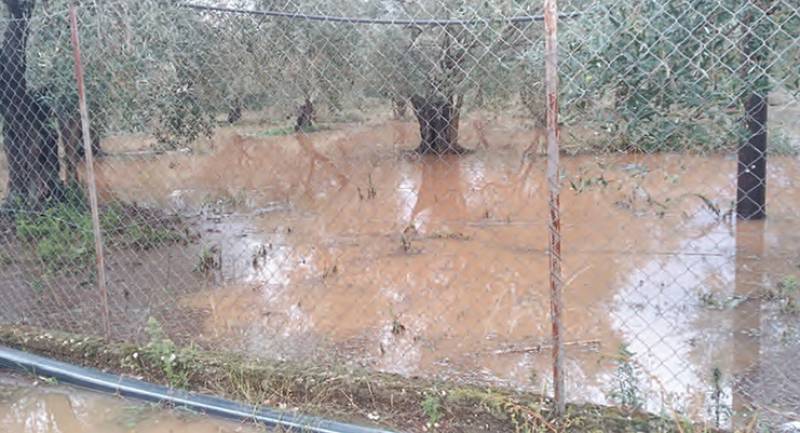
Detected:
[0,345,398,433]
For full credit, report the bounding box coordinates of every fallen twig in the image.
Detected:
[490,339,601,355]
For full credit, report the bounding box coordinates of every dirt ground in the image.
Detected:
[1,110,799,428]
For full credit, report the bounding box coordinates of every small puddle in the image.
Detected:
[0,373,266,433]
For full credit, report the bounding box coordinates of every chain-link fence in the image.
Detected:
[0,0,798,431]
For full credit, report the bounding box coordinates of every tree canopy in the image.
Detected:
[1,0,797,152]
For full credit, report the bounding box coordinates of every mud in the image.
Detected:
[1,116,799,425]
[0,373,265,433]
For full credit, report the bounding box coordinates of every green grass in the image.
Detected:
[773,275,799,314]
[120,317,198,389]
[142,317,196,388]
[15,191,185,272]
[421,393,443,428]
[768,130,799,156]
[255,124,326,137]
[16,203,96,269]
[608,344,643,411]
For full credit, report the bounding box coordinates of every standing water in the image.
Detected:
[2,119,799,426]
[0,373,266,433]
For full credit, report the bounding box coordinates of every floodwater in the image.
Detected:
[3,117,800,424]
[0,373,265,433]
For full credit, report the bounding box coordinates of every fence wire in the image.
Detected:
[0,0,798,431]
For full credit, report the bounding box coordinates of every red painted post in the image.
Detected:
[543,0,565,417]
[69,5,111,340]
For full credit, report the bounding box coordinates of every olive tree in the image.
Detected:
[558,0,799,153]
[1,0,62,209]
[362,0,543,154]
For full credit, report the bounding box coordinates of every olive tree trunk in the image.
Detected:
[1,0,63,209]
[410,94,468,155]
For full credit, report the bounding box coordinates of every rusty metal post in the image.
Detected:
[69,6,111,339]
[543,0,565,417]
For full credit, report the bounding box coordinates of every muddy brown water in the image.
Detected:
[0,373,266,433]
[2,119,799,425]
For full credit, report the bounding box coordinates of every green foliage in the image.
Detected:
[16,199,96,270]
[15,190,183,271]
[562,1,739,152]
[0,251,12,266]
[608,344,643,411]
[708,367,730,428]
[421,393,442,427]
[7,0,798,155]
[779,275,799,294]
[152,81,215,150]
[560,0,799,153]
[367,0,539,111]
[766,275,799,314]
[255,124,325,137]
[257,126,297,137]
[447,388,551,433]
[194,244,221,274]
[139,317,195,388]
[768,130,799,156]
[16,0,219,146]
[28,277,46,294]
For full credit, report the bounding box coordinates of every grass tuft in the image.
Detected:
[15,190,186,272]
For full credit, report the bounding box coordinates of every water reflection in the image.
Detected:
[732,220,765,428]
[0,375,262,433]
[410,156,468,233]
[82,123,800,424]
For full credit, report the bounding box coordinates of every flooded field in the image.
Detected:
[0,373,265,433]
[1,117,799,424]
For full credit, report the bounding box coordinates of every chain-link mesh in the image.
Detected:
[0,0,798,431]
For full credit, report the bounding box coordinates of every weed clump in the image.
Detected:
[608,344,643,411]
[194,245,221,274]
[14,190,187,272]
[122,317,197,388]
[421,392,443,429]
[766,275,799,314]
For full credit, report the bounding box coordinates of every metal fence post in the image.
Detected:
[736,1,768,220]
[69,5,111,339]
[543,0,565,417]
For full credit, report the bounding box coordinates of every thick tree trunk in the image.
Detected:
[57,108,101,186]
[227,101,242,124]
[1,0,63,209]
[410,94,469,155]
[294,98,314,132]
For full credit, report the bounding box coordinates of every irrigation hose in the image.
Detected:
[0,345,399,433]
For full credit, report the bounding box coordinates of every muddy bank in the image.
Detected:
[0,324,696,433]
